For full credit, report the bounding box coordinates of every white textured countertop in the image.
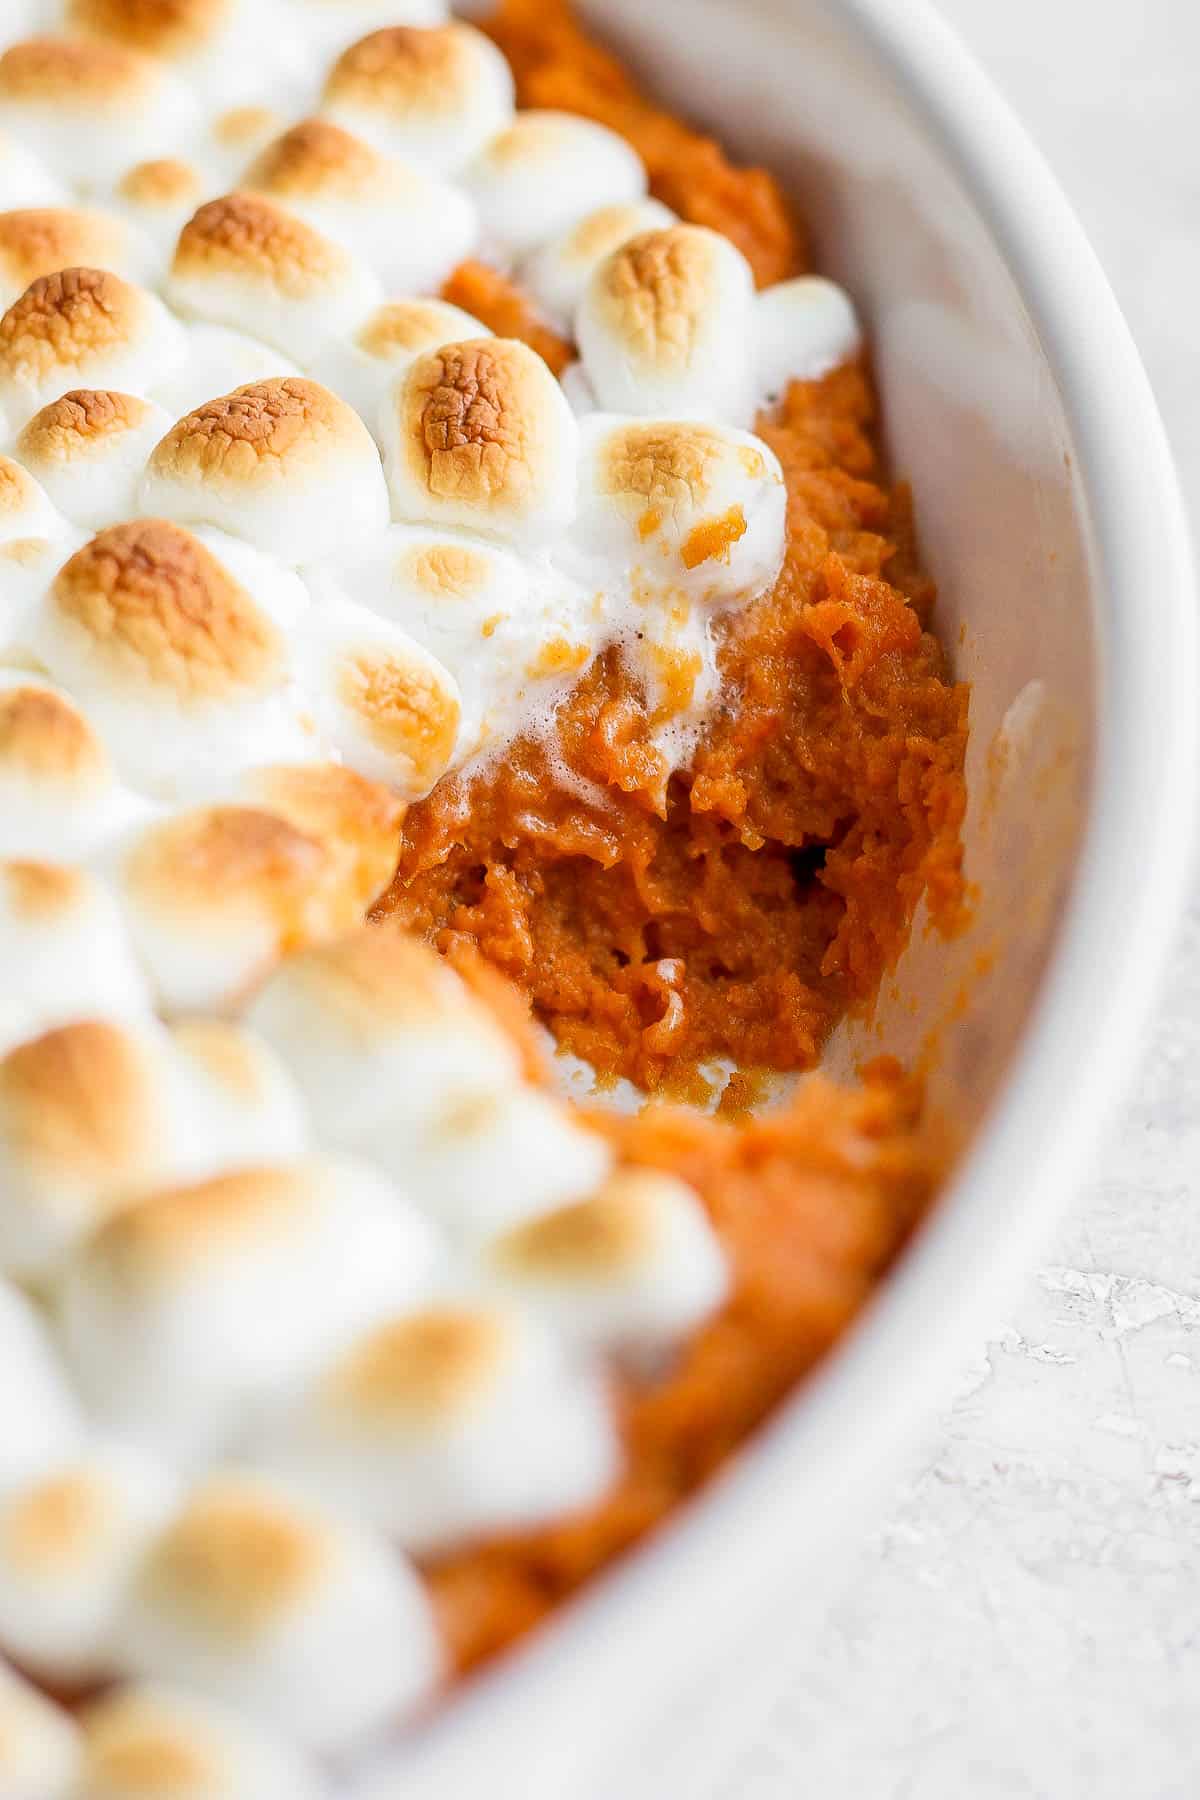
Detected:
[707,4,1200,1796]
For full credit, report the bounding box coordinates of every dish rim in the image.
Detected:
[359,0,1198,1785]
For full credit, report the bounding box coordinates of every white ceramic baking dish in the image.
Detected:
[351,1,1197,1792]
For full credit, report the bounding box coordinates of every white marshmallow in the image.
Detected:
[64,0,309,115]
[245,926,522,1148]
[0,1659,82,1799]
[0,447,60,542]
[119,1474,441,1751]
[32,519,311,800]
[150,322,298,423]
[0,1280,83,1491]
[0,206,156,311]
[229,759,406,914]
[0,127,66,210]
[167,192,382,366]
[755,274,863,401]
[303,522,593,760]
[321,21,514,174]
[309,295,489,427]
[0,1442,177,1685]
[520,198,676,332]
[381,335,578,547]
[107,158,213,267]
[76,1683,323,1800]
[559,356,598,417]
[140,376,388,567]
[0,267,186,430]
[0,672,149,860]
[464,111,647,262]
[0,859,149,1057]
[244,116,477,294]
[203,104,290,193]
[166,1017,309,1167]
[290,599,462,797]
[112,801,369,1014]
[571,413,787,606]
[0,34,200,193]
[258,1303,619,1552]
[58,1156,439,1468]
[16,388,173,528]
[294,0,450,69]
[486,1166,728,1350]
[0,529,80,655]
[577,224,757,426]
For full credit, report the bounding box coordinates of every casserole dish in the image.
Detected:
[350,0,1197,1792]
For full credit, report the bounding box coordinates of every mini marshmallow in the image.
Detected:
[59,1157,439,1467]
[166,1017,309,1166]
[0,531,81,655]
[113,803,366,1013]
[309,294,488,426]
[0,1442,177,1684]
[560,357,598,417]
[0,127,66,210]
[140,376,388,566]
[0,206,156,310]
[244,116,477,294]
[381,335,578,546]
[0,35,199,192]
[76,1683,323,1800]
[0,860,149,1056]
[0,267,186,429]
[0,671,148,860]
[150,322,298,422]
[0,448,59,542]
[572,414,787,605]
[167,192,382,365]
[17,388,173,528]
[119,1474,441,1751]
[109,158,212,265]
[486,1166,728,1350]
[577,224,757,425]
[755,274,863,401]
[258,1304,619,1552]
[0,1659,82,1799]
[32,519,310,799]
[321,22,514,174]
[464,111,647,262]
[291,599,461,797]
[245,925,521,1148]
[0,1279,83,1491]
[231,760,405,913]
[65,0,309,114]
[295,0,450,69]
[520,197,676,332]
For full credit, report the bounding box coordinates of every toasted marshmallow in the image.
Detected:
[0,267,186,429]
[296,0,449,68]
[231,760,405,912]
[120,1474,440,1750]
[65,0,306,113]
[168,193,382,365]
[245,926,521,1147]
[381,336,578,546]
[0,127,66,210]
[577,224,757,425]
[573,414,787,605]
[17,388,173,528]
[0,1443,177,1684]
[244,116,477,294]
[520,198,676,332]
[0,35,198,192]
[59,1157,438,1467]
[113,803,365,1014]
[303,522,587,758]
[33,520,309,799]
[167,1018,309,1166]
[755,274,862,402]
[140,376,388,566]
[0,672,148,859]
[78,1683,322,1800]
[109,158,212,265]
[0,1659,82,1799]
[150,321,298,422]
[291,600,461,797]
[0,206,155,310]
[259,1304,619,1551]
[322,22,514,174]
[464,112,647,262]
[204,104,288,191]
[0,447,59,541]
[309,295,488,427]
[487,1167,728,1350]
[0,860,149,1055]
[0,1280,83,1490]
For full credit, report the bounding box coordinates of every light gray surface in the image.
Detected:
[709,4,1200,1797]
